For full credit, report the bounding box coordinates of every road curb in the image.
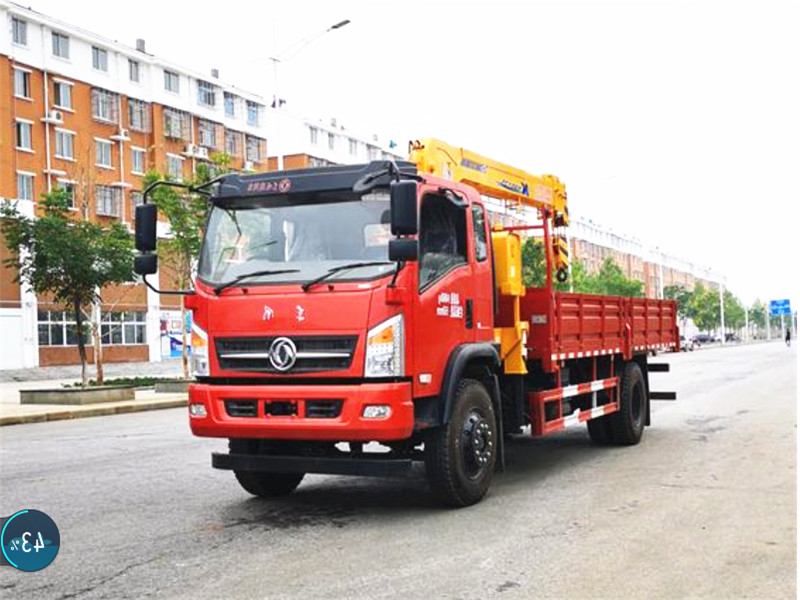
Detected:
[0,398,187,426]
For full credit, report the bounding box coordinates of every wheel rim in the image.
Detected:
[461,410,493,479]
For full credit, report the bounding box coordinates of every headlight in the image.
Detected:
[190,322,210,377]
[364,314,404,378]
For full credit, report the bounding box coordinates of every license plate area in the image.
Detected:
[263,400,298,417]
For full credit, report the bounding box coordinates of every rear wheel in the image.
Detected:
[229,439,305,497]
[607,362,647,445]
[425,379,497,507]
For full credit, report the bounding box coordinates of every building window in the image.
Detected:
[100,311,147,345]
[198,120,216,148]
[38,310,90,346]
[14,69,31,98]
[17,173,34,201]
[224,92,235,117]
[96,185,121,217]
[55,130,75,159]
[132,191,144,208]
[91,88,119,122]
[92,46,108,72]
[245,136,262,162]
[166,155,184,180]
[95,140,113,168]
[246,101,260,126]
[16,121,32,150]
[12,17,27,46]
[57,183,76,209]
[128,99,151,132]
[310,127,318,145]
[52,32,70,59]
[328,133,335,150]
[367,145,380,161]
[129,59,140,83]
[53,80,72,109]
[197,80,215,107]
[164,70,179,93]
[131,148,145,174]
[348,138,357,156]
[163,108,188,140]
[225,131,241,156]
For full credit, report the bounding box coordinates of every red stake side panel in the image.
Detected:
[521,289,678,372]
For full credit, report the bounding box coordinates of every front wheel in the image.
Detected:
[424,379,497,507]
[233,471,305,497]
[229,439,305,497]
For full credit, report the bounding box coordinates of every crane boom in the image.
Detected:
[408,138,570,278]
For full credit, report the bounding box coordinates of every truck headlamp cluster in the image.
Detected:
[364,314,404,378]
[191,323,210,377]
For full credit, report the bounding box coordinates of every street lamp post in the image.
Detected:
[268,19,350,171]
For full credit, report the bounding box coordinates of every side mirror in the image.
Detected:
[134,254,158,275]
[388,239,418,262]
[390,180,417,235]
[135,204,158,252]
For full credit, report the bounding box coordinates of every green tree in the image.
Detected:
[723,290,746,331]
[520,237,585,291]
[689,283,720,333]
[593,257,644,297]
[1,189,135,385]
[144,152,234,377]
[664,284,692,327]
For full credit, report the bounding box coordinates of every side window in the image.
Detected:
[471,204,488,262]
[418,192,467,290]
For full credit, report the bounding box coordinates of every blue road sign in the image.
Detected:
[769,299,792,316]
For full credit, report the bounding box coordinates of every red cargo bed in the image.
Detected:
[521,288,678,372]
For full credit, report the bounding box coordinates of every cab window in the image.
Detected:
[418,192,467,290]
[471,203,488,262]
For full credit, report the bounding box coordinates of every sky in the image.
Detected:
[18,0,800,309]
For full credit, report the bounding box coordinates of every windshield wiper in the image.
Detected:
[301,261,394,292]
[213,269,300,295]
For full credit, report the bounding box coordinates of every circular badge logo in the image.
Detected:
[2,509,60,572]
[269,337,297,371]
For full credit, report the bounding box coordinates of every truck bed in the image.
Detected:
[521,288,678,372]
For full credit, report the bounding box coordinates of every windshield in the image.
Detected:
[197,192,395,286]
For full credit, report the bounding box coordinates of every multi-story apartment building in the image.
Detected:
[0,1,272,369]
[569,216,721,298]
[0,2,408,370]
[267,112,404,171]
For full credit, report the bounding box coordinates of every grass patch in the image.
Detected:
[64,376,187,388]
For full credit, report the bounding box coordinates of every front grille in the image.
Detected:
[225,400,257,418]
[216,336,357,374]
[305,400,343,419]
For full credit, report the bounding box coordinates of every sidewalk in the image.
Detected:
[1,358,188,426]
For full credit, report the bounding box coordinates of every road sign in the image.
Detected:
[769,299,792,316]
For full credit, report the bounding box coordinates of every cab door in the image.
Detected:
[411,187,477,398]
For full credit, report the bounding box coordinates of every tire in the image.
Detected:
[425,379,497,507]
[233,471,304,497]
[607,362,647,445]
[229,439,305,498]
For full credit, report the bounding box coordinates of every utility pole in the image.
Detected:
[765,299,771,340]
[719,282,725,345]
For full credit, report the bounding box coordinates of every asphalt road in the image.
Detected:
[1,342,795,599]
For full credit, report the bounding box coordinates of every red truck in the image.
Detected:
[134,138,677,507]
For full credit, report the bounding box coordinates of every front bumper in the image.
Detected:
[188,381,414,441]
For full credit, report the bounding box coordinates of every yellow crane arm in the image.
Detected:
[408,138,569,227]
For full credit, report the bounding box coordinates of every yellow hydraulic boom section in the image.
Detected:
[408,139,569,283]
[408,138,572,375]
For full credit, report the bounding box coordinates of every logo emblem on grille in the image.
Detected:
[269,337,297,371]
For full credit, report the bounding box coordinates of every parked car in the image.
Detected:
[680,334,698,351]
[724,333,741,343]
[692,333,717,344]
